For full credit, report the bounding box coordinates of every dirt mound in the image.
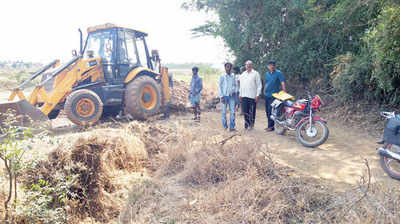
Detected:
[22,128,148,223]
[170,80,219,112]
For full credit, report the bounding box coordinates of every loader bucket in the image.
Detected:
[0,100,49,127]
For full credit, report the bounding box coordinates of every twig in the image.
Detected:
[219,134,239,146]
[338,159,372,219]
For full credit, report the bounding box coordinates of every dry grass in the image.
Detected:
[120,129,400,224]
[20,127,149,223]
[4,117,399,223]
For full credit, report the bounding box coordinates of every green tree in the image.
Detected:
[0,111,35,223]
[184,0,400,104]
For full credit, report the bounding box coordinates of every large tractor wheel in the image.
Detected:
[124,76,161,120]
[64,89,103,126]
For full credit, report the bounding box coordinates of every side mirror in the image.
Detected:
[72,49,78,57]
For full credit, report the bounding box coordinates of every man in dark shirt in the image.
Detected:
[264,61,287,131]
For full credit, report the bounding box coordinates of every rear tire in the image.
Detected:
[64,89,103,126]
[380,144,400,180]
[124,76,161,120]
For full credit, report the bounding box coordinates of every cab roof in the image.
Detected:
[87,23,148,37]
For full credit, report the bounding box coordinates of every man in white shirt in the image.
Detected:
[239,60,262,130]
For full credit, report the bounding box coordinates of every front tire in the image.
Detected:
[380,144,400,180]
[296,120,329,147]
[124,76,161,120]
[64,89,103,126]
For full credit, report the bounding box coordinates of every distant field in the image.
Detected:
[170,68,219,90]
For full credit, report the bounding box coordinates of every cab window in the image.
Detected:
[85,31,115,63]
[136,36,148,67]
[120,31,139,65]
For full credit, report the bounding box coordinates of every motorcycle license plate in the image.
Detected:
[271,99,282,108]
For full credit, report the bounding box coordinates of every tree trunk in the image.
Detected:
[3,159,12,224]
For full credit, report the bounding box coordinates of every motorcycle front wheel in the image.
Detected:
[296,120,329,147]
[380,144,400,180]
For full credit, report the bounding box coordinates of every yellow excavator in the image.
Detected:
[0,23,171,126]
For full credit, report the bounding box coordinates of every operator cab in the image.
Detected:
[83,24,154,84]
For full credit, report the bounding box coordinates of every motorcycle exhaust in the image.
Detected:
[377,148,400,161]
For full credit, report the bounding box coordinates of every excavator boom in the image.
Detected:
[0,57,104,126]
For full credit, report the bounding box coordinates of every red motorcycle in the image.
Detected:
[270,91,329,147]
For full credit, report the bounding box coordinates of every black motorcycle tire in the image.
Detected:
[296,120,329,148]
[380,144,400,180]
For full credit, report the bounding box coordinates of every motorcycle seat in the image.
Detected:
[297,99,308,103]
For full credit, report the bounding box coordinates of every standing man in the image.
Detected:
[219,62,237,131]
[233,66,241,111]
[239,60,262,130]
[264,60,286,131]
[189,67,203,121]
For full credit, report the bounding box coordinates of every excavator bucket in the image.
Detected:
[0,100,49,127]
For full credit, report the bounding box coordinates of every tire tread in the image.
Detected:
[64,89,103,126]
[124,76,161,120]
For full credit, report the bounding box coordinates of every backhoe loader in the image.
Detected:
[0,23,171,126]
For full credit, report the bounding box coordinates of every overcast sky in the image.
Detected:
[0,0,231,66]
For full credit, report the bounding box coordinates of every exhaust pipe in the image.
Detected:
[378,148,400,161]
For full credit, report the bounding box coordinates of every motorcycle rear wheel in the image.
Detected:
[296,120,329,148]
[380,144,400,180]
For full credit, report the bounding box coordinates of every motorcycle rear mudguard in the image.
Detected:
[296,116,327,128]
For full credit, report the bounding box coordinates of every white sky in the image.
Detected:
[0,0,231,66]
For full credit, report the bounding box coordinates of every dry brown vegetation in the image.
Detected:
[120,127,400,224]
[20,127,149,223]
[0,117,397,223]
[0,79,398,223]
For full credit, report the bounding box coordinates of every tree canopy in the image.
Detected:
[184,0,400,105]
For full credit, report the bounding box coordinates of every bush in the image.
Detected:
[333,5,400,105]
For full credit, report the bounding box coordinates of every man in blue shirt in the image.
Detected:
[189,67,203,121]
[219,62,237,131]
[264,61,286,131]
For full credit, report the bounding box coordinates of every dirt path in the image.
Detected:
[164,105,399,189]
